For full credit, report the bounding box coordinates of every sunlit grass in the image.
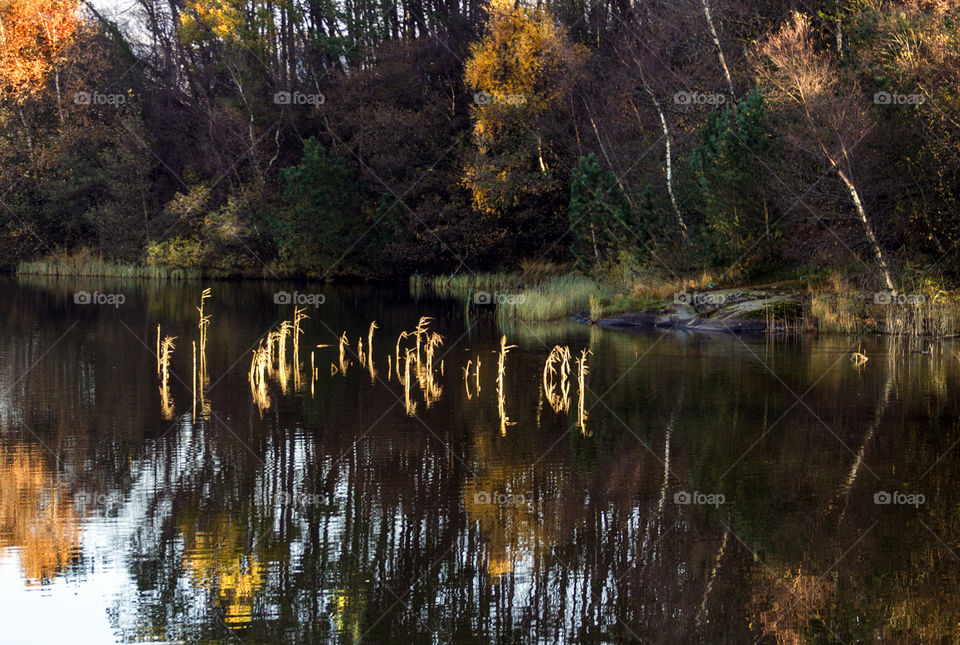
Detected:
[498,274,606,322]
[17,259,200,280]
[410,273,518,299]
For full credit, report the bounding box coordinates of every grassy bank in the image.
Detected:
[18,259,201,280]
[413,266,960,337]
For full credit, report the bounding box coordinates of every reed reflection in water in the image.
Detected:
[0,278,958,642]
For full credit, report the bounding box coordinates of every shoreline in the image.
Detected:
[573,288,805,335]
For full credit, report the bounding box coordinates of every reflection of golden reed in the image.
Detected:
[475,355,481,395]
[367,322,378,382]
[403,348,417,416]
[248,340,271,415]
[395,332,407,380]
[464,360,473,399]
[542,346,572,413]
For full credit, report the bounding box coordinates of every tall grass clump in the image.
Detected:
[882,274,960,338]
[497,274,605,322]
[410,272,519,300]
[808,273,860,334]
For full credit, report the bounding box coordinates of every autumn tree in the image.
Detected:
[0,0,81,139]
[463,0,584,259]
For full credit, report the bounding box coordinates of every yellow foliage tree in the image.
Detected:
[463,0,583,228]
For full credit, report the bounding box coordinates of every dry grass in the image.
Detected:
[628,270,719,301]
[809,275,860,335]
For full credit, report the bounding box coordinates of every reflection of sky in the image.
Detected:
[0,525,128,645]
[0,430,193,645]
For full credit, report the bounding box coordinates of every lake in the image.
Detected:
[0,277,958,644]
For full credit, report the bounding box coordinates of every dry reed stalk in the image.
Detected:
[496,335,518,435]
[576,349,591,434]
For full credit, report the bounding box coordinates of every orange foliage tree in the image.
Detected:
[0,0,81,108]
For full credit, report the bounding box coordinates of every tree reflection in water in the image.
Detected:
[0,280,959,642]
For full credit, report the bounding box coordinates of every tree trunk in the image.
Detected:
[54,68,64,127]
[633,92,688,239]
[834,164,895,291]
[801,98,896,292]
[18,109,33,158]
[699,0,734,97]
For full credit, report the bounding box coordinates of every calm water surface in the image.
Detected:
[1,277,959,644]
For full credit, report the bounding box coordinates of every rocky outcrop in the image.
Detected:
[575,290,803,334]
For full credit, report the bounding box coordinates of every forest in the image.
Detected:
[2,0,960,294]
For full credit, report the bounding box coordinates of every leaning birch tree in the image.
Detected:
[757,12,895,291]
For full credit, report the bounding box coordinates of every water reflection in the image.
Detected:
[0,278,960,642]
[0,441,81,585]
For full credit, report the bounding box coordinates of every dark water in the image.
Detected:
[1,277,959,644]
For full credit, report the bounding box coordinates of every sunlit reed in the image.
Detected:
[413,316,433,364]
[338,332,349,374]
[159,335,176,419]
[197,288,211,383]
[276,321,292,391]
[575,349,591,434]
[851,344,868,369]
[292,307,308,391]
[159,335,176,390]
[496,335,517,435]
[418,331,444,407]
